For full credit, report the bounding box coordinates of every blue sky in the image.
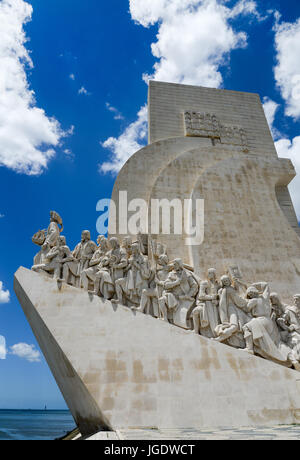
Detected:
[0,0,300,409]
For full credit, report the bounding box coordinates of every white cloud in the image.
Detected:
[131,0,259,86]
[274,16,300,119]
[0,336,7,360]
[0,0,67,175]
[78,86,91,96]
[0,281,10,304]
[66,125,75,136]
[10,343,41,362]
[228,0,264,20]
[100,105,147,174]
[271,15,300,219]
[0,213,4,218]
[69,73,75,80]
[100,0,262,174]
[105,102,124,120]
[275,137,300,220]
[262,97,280,139]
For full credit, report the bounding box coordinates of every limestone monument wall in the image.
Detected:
[14,268,300,432]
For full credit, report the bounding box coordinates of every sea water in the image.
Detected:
[0,410,76,440]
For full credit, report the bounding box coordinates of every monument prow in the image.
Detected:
[14,267,113,437]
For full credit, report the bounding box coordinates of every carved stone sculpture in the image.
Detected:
[270,292,288,330]
[121,236,133,257]
[32,230,47,266]
[62,230,97,287]
[158,258,198,327]
[134,254,170,317]
[80,235,108,291]
[30,212,300,372]
[242,283,292,367]
[44,211,63,248]
[114,242,152,306]
[94,237,127,300]
[214,275,250,347]
[56,236,74,280]
[280,295,300,370]
[193,268,220,338]
[32,235,72,280]
[32,243,61,278]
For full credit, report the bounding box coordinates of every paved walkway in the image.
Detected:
[74,425,300,440]
[118,425,300,440]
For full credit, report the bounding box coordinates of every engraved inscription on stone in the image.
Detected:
[184,112,219,139]
[184,111,248,148]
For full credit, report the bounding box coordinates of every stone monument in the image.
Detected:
[14,81,300,438]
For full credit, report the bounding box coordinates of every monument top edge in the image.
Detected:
[148,79,261,99]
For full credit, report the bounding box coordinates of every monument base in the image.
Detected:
[14,267,300,436]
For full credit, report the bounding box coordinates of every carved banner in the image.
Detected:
[184,111,248,148]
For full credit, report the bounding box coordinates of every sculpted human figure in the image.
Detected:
[44,211,63,249]
[228,266,248,295]
[242,283,293,366]
[80,236,108,291]
[32,235,72,279]
[121,236,133,257]
[214,275,250,346]
[56,235,74,279]
[270,292,289,341]
[270,292,287,319]
[155,255,171,297]
[193,268,221,338]
[133,254,170,317]
[283,295,300,336]
[279,295,300,370]
[32,243,60,278]
[92,255,114,299]
[158,259,198,323]
[62,230,97,286]
[114,242,152,306]
[94,237,127,299]
[32,230,48,267]
[32,212,63,268]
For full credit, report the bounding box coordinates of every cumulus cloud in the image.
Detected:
[262,97,281,139]
[0,213,4,218]
[0,281,10,304]
[105,102,124,120]
[275,137,300,219]
[0,0,66,175]
[131,0,260,86]
[262,97,300,218]
[100,0,262,174]
[0,336,7,360]
[274,16,300,120]
[10,343,41,362]
[270,15,300,219]
[100,105,147,174]
[78,86,91,96]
